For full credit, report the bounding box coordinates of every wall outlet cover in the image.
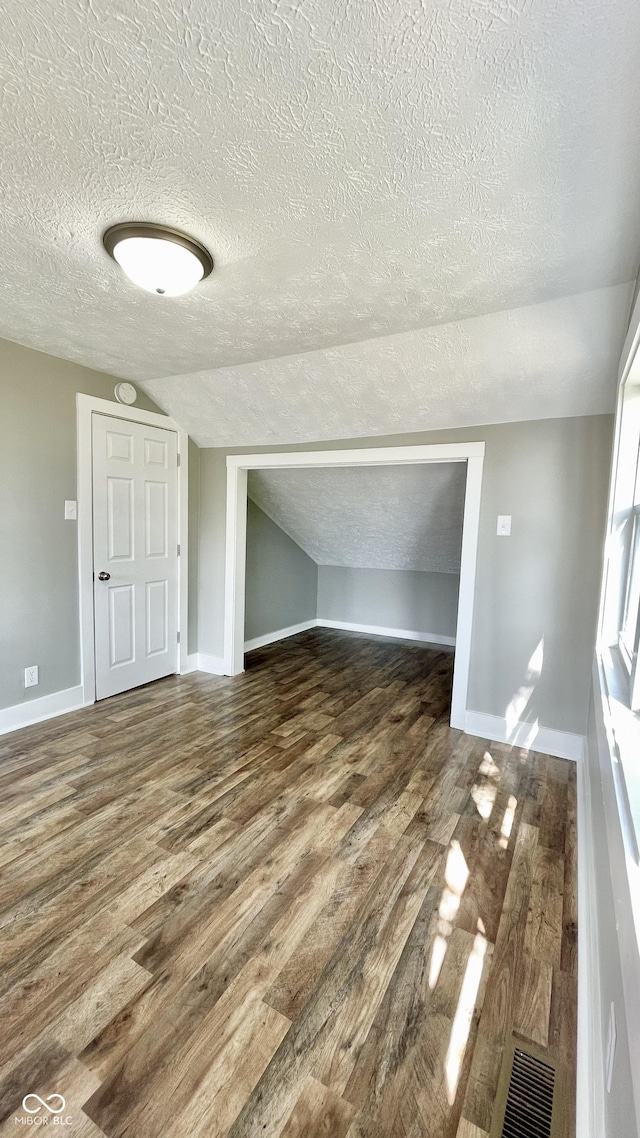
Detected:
[24,665,39,688]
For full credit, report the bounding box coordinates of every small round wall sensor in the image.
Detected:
[114,382,137,405]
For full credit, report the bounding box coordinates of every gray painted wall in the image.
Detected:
[244,502,454,645]
[317,566,458,639]
[245,500,318,642]
[198,414,613,734]
[0,337,198,712]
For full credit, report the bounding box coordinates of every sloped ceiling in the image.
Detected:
[1,1,639,444]
[248,465,466,572]
[147,285,631,446]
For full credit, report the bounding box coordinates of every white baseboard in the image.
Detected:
[463,710,584,762]
[0,685,88,736]
[316,618,456,647]
[244,620,319,653]
[0,655,226,734]
[242,618,456,655]
[195,653,227,675]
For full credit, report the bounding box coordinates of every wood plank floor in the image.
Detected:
[0,629,576,1137]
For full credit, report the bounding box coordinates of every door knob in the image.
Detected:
[98,571,111,581]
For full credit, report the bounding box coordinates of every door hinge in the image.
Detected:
[177,543,181,556]
[177,631,181,644]
[177,453,181,467]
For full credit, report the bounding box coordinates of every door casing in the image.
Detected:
[77,393,189,706]
[224,442,485,732]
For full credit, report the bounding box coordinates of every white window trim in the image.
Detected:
[597,281,640,845]
[224,441,485,732]
[597,647,640,853]
[76,393,189,705]
[588,284,640,1135]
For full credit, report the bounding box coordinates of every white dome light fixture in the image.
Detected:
[103,222,213,297]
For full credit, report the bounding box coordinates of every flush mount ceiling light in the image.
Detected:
[102,222,213,297]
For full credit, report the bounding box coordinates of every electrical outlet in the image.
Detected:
[24,665,39,688]
[605,1002,617,1092]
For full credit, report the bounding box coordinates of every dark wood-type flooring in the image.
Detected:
[0,629,576,1137]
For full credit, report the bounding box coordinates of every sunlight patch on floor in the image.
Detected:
[444,926,488,1104]
[498,794,518,850]
[429,840,470,990]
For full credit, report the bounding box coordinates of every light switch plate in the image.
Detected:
[64,500,77,520]
[497,515,512,536]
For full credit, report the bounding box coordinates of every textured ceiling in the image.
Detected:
[248,465,466,572]
[1,1,639,442]
[146,284,631,445]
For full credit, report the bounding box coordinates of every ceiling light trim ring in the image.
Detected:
[102,222,214,279]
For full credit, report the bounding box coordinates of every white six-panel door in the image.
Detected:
[92,413,179,700]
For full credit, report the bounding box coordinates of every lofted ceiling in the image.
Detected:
[2,1,640,444]
[248,465,466,572]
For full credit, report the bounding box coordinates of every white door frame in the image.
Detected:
[76,393,189,705]
[224,442,484,730]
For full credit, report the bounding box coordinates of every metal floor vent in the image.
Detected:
[490,1035,563,1138]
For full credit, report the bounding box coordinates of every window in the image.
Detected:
[602,376,640,711]
[618,456,640,706]
[620,512,640,657]
[599,344,640,851]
